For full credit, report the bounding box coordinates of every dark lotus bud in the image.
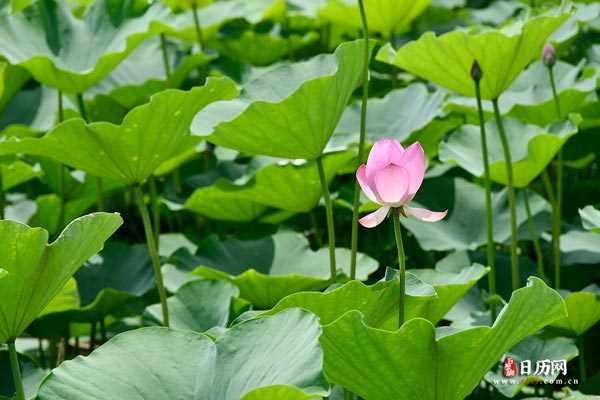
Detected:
[542,43,556,67]
[471,60,482,82]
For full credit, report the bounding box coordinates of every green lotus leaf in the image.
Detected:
[191,39,374,159]
[0,348,45,400]
[144,279,240,331]
[88,37,214,109]
[241,385,322,400]
[37,309,328,399]
[320,277,567,400]
[26,278,80,339]
[466,0,524,26]
[156,0,285,43]
[327,84,445,152]
[172,230,378,309]
[0,212,122,344]
[579,205,600,232]
[551,285,600,336]
[214,30,319,66]
[1,160,42,190]
[376,11,568,99]
[0,78,238,183]
[0,86,64,135]
[0,61,30,114]
[264,264,487,329]
[0,0,171,93]
[318,0,430,38]
[559,230,600,265]
[445,61,598,126]
[0,268,6,279]
[184,151,353,221]
[485,335,579,398]
[439,118,579,187]
[401,177,550,251]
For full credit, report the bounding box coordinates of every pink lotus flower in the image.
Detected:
[356,139,448,228]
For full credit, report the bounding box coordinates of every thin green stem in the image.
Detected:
[133,185,170,327]
[8,340,25,400]
[76,93,88,121]
[57,90,65,229]
[492,98,520,290]
[350,0,370,280]
[542,170,556,205]
[474,79,496,305]
[548,65,563,289]
[317,156,337,282]
[578,335,587,382]
[159,33,172,87]
[0,169,4,220]
[148,176,161,248]
[191,3,205,51]
[392,209,406,327]
[523,189,545,278]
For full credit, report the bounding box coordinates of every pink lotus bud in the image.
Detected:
[355,138,448,228]
[542,43,556,67]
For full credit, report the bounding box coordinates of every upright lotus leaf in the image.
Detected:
[318,0,430,38]
[144,279,240,331]
[439,118,579,187]
[184,151,353,221]
[0,0,171,93]
[551,285,600,336]
[37,309,328,399]
[241,386,322,400]
[0,86,62,135]
[264,264,487,328]
[176,230,378,309]
[401,178,550,251]
[26,278,80,339]
[485,335,579,398]
[579,205,600,232]
[191,39,374,159]
[376,10,568,99]
[446,61,598,126]
[0,78,239,184]
[1,160,42,190]
[214,30,319,66]
[0,212,122,343]
[327,84,445,152]
[320,278,567,400]
[0,62,30,113]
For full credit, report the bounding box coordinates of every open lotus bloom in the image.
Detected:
[357,139,448,228]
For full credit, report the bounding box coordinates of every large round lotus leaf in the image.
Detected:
[37,309,328,399]
[264,264,487,329]
[184,151,353,221]
[439,118,579,187]
[551,285,600,335]
[485,335,579,398]
[155,0,285,43]
[400,178,550,251]
[144,279,240,332]
[0,78,238,183]
[446,61,598,126]
[0,212,122,344]
[327,84,445,152]
[170,230,378,309]
[0,0,171,94]
[191,39,374,160]
[376,10,568,99]
[320,278,567,400]
[213,30,319,67]
[26,278,80,339]
[318,0,430,38]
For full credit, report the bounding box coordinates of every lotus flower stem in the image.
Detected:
[148,176,161,248]
[472,64,497,306]
[316,156,337,282]
[159,33,172,87]
[392,209,406,327]
[8,340,25,400]
[492,99,520,290]
[350,0,370,280]
[57,90,65,229]
[541,170,555,205]
[547,65,563,289]
[523,189,545,278]
[191,3,205,52]
[133,185,170,327]
[76,93,106,212]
